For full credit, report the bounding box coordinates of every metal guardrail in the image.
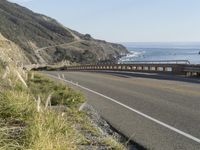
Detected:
[118,60,191,65]
[66,61,199,76]
[65,64,184,74]
[31,60,200,76]
[184,65,200,72]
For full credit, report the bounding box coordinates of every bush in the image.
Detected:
[0,68,126,150]
[0,90,36,121]
[27,74,85,107]
[0,71,85,149]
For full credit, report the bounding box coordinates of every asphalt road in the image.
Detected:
[44,71,200,150]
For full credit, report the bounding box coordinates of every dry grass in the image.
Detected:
[0,61,126,150]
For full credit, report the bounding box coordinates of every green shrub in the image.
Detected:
[0,70,125,150]
[0,90,83,150]
[0,90,36,121]
[0,86,36,149]
[25,111,81,150]
[27,74,85,107]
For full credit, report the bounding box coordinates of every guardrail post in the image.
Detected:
[164,67,168,72]
[172,65,185,75]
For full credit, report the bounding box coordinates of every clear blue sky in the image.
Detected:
[9,0,200,42]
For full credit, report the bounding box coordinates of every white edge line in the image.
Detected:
[47,74,200,144]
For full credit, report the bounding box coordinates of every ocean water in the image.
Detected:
[119,43,200,64]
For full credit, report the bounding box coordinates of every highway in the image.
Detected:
[44,71,200,150]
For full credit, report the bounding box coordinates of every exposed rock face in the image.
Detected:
[0,33,30,66]
[0,0,128,65]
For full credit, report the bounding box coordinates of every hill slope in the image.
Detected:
[0,33,30,65]
[0,0,128,65]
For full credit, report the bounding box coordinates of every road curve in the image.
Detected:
[43,71,200,150]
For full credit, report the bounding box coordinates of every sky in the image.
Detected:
[8,0,200,43]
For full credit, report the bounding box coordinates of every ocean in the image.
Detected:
[119,43,200,64]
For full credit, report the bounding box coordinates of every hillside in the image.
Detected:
[0,33,30,65]
[0,0,128,65]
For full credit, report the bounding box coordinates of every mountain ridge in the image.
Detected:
[0,0,128,65]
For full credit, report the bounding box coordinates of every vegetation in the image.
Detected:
[0,61,126,150]
[54,48,98,64]
[27,74,85,107]
[0,0,128,64]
